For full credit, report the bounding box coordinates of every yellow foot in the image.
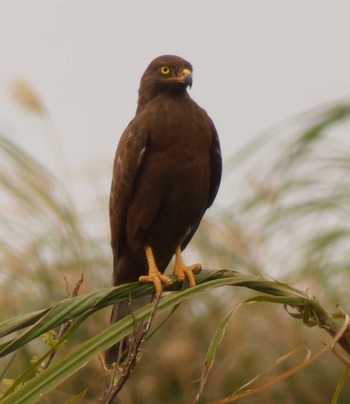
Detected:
[139,272,172,297]
[173,247,201,287]
[139,246,173,297]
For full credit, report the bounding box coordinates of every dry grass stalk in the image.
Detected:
[11,79,45,114]
[100,293,162,403]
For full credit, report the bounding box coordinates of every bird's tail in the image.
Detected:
[104,295,151,368]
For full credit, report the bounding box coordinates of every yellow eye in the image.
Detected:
[160,66,170,75]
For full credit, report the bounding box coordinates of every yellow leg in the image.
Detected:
[173,247,201,287]
[139,246,173,296]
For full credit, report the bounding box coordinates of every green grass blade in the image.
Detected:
[331,365,349,404]
[1,282,228,403]
[0,269,324,358]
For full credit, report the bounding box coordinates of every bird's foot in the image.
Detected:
[140,246,173,297]
[173,247,201,287]
[174,262,201,287]
[139,272,173,297]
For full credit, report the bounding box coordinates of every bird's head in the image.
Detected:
[137,55,193,111]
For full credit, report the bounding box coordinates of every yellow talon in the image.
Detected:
[173,247,201,287]
[139,246,173,296]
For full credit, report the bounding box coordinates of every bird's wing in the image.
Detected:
[207,120,222,208]
[109,120,149,259]
[181,118,222,250]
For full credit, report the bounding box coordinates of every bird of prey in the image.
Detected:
[105,55,222,366]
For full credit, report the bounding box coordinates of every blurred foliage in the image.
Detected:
[1,93,350,403]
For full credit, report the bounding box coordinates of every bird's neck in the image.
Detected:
[136,85,188,114]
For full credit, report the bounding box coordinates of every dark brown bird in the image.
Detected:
[105,55,222,366]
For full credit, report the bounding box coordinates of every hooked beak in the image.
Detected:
[177,68,193,88]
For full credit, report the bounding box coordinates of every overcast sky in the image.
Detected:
[1,1,350,211]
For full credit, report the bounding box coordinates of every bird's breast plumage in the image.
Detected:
[122,95,213,269]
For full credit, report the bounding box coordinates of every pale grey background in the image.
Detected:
[1,0,350,214]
